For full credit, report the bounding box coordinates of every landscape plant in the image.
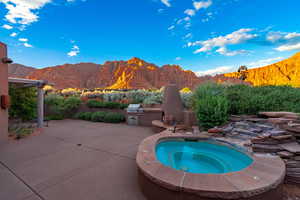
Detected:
[91,112,107,122]
[9,85,37,121]
[192,83,300,129]
[45,94,81,119]
[195,95,229,129]
[103,112,125,123]
[75,111,125,123]
[86,99,128,109]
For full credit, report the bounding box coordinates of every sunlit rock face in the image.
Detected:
[224,52,300,87]
[8,57,246,89]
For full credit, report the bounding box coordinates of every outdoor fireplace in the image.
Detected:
[161,84,184,125]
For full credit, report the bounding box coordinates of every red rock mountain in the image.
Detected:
[8,64,35,78]
[225,52,300,87]
[9,57,244,89]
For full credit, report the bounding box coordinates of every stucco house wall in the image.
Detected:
[0,42,8,142]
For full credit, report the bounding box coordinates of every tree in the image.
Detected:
[237,65,248,80]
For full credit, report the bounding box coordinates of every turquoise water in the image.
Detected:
[156,140,253,174]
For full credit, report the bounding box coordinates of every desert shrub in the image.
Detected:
[75,112,93,121]
[62,96,81,115]
[192,83,300,126]
[191,82,225,109]
[180,87,192,93]
[61,88,80,96]
[225,85,300,114]
[126,90,149,104]
[86,100,128,109]
[45,95,81,119]
[104,102,122,109]
[91,112,107,122]
[46,114,64,120]
[103,112,125,123]
[195,95,229,129]
[8,126,34,139]
[75,111,125,123]
[143,93,163,105]
[9,85,37,121]
[180,92,193,109]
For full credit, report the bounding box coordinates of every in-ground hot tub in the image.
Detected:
[136,131,286,200]
[156,140,253,174]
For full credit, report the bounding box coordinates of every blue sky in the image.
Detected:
[0,0,300,75]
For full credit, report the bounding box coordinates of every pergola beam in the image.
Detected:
[8,77,48,128]
[8,77,47,86]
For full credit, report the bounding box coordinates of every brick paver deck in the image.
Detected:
[0,120,153,200]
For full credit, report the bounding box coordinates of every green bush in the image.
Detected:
[225,85,300,114]
[75,111,125,123]
[91,112,107,122]
[192,83,300,129]
[75,112,93,121]
[86,100,128,109]
[46,114,64,121]
[9,85,37,121]
[62,96,82,116]
[103,113,125,123]
[45,95,81,119]
[191,82,225,109]
[195,95,229,129]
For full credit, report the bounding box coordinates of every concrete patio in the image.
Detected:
[0,120,153,200]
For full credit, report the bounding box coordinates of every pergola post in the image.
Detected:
[37,85,44,128]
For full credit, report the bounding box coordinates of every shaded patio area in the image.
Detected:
[0,120,153,200]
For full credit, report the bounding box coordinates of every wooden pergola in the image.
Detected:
[8,77,48,128]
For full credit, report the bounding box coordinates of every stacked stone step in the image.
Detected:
[216,112,300,184]
[252,112,300,184]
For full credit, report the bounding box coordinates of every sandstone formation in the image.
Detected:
[8,63,35,78]
[8,57,244,89]
[224,52,300,87]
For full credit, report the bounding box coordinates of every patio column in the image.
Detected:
[37,85,44,128]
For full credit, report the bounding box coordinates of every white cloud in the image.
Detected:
[193,0,212,10]
[23,42,32,48]
[175,57,182,61]
[67,45,80,57]
[189,28,257,55]
[168,25,175,31]
[19,38,28,42]
[196,66,233,76]
[161,0,171,7]
[284,32,300,40]
[2,24,13,29]
[266,32,284,42]
[10,32,17,37]
[183,33,192,39]
[216,47,247,56]
[247,57,283,68]
[266,31,300,42]
[0,0,52,27]
[184,9,195,17]
[275,42,300,52]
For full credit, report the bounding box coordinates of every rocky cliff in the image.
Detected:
[8,64,35,78]
[225,52,300,87]
[8,57,245,89]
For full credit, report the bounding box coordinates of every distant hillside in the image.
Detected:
[225,52,300,87]
[8,64,35,78]
[8,57,245,89]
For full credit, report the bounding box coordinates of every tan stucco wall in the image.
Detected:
[0,42,8,142]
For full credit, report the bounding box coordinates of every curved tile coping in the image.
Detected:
[136,131,286,199]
